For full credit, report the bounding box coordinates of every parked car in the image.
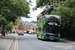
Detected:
[16,30,20,33]
[24,31,27,33]
[29,31,32,34]
[26,31,29,34]
[12,31,15,33]
[17,31,24,35]
[28,30,33,34]
[33,31,36,34]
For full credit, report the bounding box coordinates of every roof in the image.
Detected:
[31,23,37,27]
[37,14,42,17]
[19,21,37,27]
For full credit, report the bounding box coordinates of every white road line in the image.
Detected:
[35,41,51,50]
[45,46,51,50]
[35,41,43,45]
[39,43,43,46]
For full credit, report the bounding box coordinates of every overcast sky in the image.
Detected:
[21,0,44,22]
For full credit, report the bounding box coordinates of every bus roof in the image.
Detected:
[45,14,60,17]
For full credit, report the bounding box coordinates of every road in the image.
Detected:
[0,33,75,50]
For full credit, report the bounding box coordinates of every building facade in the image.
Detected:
[12,21,37,32]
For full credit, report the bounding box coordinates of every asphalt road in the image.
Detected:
[0,34,15,50]
[0,33,75,50]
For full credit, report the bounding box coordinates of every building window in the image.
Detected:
[33,28,34,31]
[29,27,30,29]
[14,27,16,30]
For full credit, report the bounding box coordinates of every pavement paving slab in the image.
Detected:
[60,39,75,45]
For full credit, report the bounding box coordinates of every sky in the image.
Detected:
[21,0,44,22]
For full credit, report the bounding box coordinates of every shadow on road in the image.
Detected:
[38,39,66,43]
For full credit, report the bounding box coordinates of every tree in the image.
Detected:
[36,0,65,14]
[5,22,14,33]
[31,21,37,23]
[0,0,30,36]
[36,0,75,39]
[36,0,58,14]
[51,0,75,39]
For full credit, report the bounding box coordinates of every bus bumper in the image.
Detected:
[44,36,60,40]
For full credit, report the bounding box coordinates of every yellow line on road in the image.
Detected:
[14,35,17,50]
[9,34,16,50]
[14,34,18,50]
[17,36,18,50]
[14,39,16,50]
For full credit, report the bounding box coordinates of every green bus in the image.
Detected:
[36,14,61,41]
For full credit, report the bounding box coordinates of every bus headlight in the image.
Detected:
[44,33,46,35]
[58,34,60,36]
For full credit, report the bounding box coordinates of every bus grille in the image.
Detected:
[45,34,58,37]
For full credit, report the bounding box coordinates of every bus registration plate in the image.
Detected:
[50,36,53,37]
[50,36,54,40]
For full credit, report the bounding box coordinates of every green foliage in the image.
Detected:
[36,0,75,39]
[31,21,37,23]
[0,0,30,23]
[36,0,56,14]
[51,0,75,32]
[0,0,30,35]
[36,0,53,8]
[51,0,75,39]
[36,0,66,14]
[5,22,14,31]
[0,15,8,25]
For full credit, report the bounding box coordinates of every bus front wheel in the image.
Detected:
[37,35,39,39]
[54,39,57,42]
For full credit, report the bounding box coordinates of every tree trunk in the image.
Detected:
[2,24,5,36]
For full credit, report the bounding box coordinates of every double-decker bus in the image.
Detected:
[36,14,61,41]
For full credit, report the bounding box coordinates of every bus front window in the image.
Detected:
[46,16,59,25]
[45,26,60,34]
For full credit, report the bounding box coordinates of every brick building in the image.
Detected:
[12,21,37,32]
[12,23,19,31]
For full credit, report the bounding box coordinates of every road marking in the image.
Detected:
[39,43,43,45]
[35,41,43,45]
[5,33,10,36]
[45,46,51,50]
[17,36,18,50]
[14,34,18,50]
[14,38,17,50]
[9,35,16,50]
[62,41,75,46]
[35,41,51,50]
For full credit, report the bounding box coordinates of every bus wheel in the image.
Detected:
[54,39,57,42]
[37,37,39,39]
[37,35,39,39]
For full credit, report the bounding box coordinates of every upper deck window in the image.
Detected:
[46,15,59,24]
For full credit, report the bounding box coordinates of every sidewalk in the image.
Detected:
[0,34,1,36]
[0,33,10,36]
[60,39,75,45]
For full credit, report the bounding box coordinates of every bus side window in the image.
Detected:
[39,28,41,32]
[42,17,44,22]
